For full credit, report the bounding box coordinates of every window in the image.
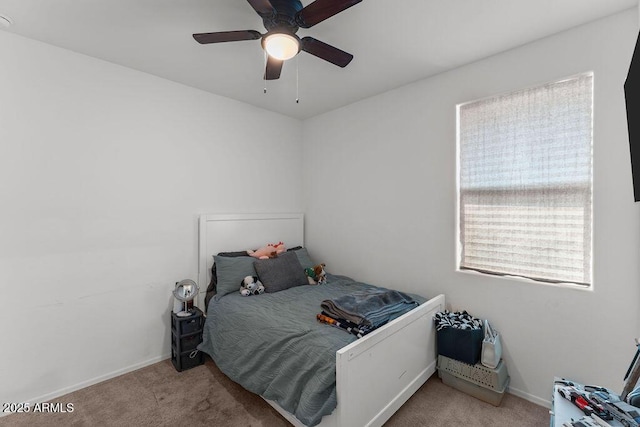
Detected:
[457,73,593,286]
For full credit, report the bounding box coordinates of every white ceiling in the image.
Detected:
[0,0,637,119]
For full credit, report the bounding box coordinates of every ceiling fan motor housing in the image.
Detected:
[261,0,304,33]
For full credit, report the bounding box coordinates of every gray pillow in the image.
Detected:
[254,251,308,293]
[289,247,315,270]
[214,255,257,298]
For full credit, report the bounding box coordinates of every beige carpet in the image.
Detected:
[1,357,549,426]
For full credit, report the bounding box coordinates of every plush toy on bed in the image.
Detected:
[305,263,327,285]
[239,276,265,296]
[247,241,286,259]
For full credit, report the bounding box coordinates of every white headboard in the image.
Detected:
[197,213,304,309]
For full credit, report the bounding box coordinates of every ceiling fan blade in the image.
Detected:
[264,55,283,80]
[193,30,262,44]
[301,37,353,68]
[247,0,276,18]
[296,0,362,28]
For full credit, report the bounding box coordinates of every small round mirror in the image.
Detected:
[173,279,199,317]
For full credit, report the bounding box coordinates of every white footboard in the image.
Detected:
[333,293,445,427]
[266,293,446,427]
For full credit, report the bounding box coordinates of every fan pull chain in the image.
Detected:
[296,56,299,104]
[263,51,267,94]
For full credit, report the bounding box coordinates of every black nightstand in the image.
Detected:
[171,307,205,371]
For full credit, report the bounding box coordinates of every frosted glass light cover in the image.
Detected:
[264,33,299,60]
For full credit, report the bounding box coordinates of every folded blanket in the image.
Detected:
[320,311,372,335]
[321,288,419,329]
[316,313,367,338]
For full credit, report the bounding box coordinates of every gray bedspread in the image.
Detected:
[197,274,425,427]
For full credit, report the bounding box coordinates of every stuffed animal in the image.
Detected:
[305,263,327,285]
[247,241,286,259]
[239,276,265,296]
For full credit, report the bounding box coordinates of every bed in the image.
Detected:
[196,213,445,427]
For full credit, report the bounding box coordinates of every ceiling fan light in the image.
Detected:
[264,33,299,60]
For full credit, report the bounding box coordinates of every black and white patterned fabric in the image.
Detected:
[433,310,482,331]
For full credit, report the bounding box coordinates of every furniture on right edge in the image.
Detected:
[550,379,630,427]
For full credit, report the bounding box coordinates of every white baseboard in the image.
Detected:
[507,386,552,409]
[0,353,171,418]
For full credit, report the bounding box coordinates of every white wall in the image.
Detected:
[0,31,302,404]
[303,9,640,406]
[3,7,639,411]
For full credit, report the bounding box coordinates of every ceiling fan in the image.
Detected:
[193,0,362,80]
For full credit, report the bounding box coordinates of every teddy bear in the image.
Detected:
[247,241,286,259]
[239,276,265,296]
[305,263,327,285]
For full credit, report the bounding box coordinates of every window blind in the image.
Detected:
[458,74,593,285]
